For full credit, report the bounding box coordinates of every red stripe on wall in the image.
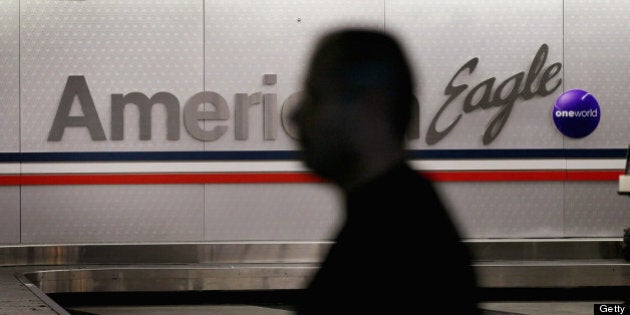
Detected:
[422,170,568,182]
[0,170,624,186]
[0,175,21,185]
[566,170,625,181]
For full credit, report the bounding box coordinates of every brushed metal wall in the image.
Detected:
[2,0,629,244]
[0,0,19,154]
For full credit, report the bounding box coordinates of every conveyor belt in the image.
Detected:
[1,239,628,314]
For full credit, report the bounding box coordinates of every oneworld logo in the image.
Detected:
[552,89,600,138]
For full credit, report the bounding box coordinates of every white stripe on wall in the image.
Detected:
[0,158,624,175]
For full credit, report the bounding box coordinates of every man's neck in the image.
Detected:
[340,149,407,193]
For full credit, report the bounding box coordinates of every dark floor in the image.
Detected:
[64,302,622,315]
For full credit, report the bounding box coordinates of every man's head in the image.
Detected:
[292,29,416,187]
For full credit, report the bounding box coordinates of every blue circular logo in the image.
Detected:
[553,89,600,138]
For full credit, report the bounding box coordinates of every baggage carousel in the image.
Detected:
[1,239,629,314]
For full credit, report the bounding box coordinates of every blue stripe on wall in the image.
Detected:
[0,148,627,162]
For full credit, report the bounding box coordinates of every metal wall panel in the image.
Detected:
[20,0,204,152]
[386,0,564,149]
[559,1,630,237]
[386,0,567,238]
[564,182,630,237]
[436,182,564,238]
[0,0,20,244]
[201,0,382,241]
[21,185,204,243]
[203,0,384,150]
[0,0,19,152]
[204,183,341,241]
[0,187,20,244]
[17,0,208,244]
[564,0,630,148]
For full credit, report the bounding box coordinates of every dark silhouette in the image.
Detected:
[291,29,480,314]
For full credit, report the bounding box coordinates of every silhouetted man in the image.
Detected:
[291,29,480,314]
